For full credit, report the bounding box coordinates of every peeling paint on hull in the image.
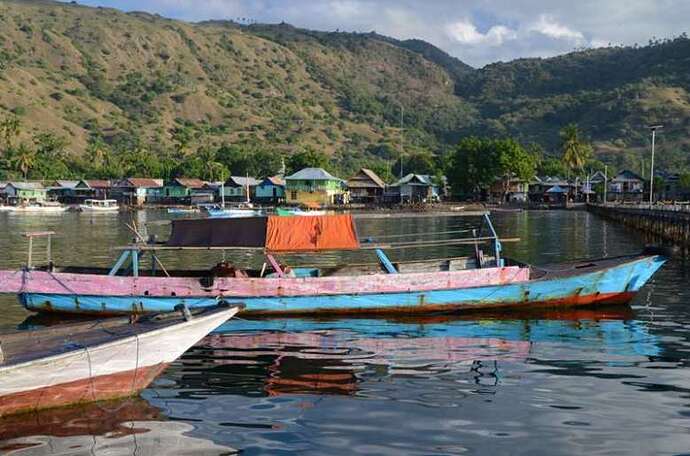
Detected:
[16,255,666,316]
[0,363,168,417]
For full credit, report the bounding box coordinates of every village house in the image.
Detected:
[347,168,386,204]
[3,182,48,204]
[222,176,261,203]
[254,176,286,204]
[285,168,347,206]
[529,176,573,204]
[386,174,440,203]
[46,180,80,203]
[112,178,164,205]
[608,170,644,202]
[151,178,213,205]
[74,180,113,201]
[488,174,529,203]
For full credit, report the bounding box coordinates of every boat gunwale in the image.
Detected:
[0,305,239,370]
[13,253,659,301]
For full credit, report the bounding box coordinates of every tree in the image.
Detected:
[560,123,592,175]
[196,145,228,182]
[446,137,537,198]
[679,172,690,191]
[285,147,330,174]
[9,143,37,179]
[538,157,568,177]
[390,151,437,178]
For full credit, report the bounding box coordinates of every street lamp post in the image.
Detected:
[395,101,404,204]
[649,124,663,207]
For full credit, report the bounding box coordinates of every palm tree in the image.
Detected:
[197,145,225,181]
[10,143,37,180]
[560,123,592,174]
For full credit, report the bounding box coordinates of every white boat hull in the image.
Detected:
[0,306,238,416]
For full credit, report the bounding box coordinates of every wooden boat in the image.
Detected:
[275,207,327,216]
[0,213,667,316]
[79,198,119,212]
[167,207,200,215]
[1,201,67,213]
[0,304,240,417]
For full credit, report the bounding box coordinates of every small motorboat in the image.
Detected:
[276,207,327,216]
[4,201,67,213]
[0,304,240,417]
[79,199,119,212]
[167,207,200,215]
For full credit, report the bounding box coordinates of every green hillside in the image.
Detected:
[0,0,688,181]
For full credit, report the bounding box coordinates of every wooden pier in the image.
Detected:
[588,203,690,248]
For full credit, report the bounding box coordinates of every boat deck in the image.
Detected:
[0,308,219,368]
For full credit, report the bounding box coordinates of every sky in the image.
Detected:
[66,0,690,67]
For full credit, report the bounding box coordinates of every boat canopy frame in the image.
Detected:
[107,213,509,277]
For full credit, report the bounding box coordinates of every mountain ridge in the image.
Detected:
[0,0,688,177]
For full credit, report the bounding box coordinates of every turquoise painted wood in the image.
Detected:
[18,255,666,315]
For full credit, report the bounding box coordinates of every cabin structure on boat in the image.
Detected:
[112,178,164,205]
[607,170,644,202]
[3,182,48,203]
[285,168,347,206]
[222,176,260,202]
[347,168,386,204]
[255,176,286,204]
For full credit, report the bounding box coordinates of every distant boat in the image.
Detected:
[167,207,200,215]
[275,207,327,216]
[207,207,261,218]
[79,199,119,212]
[0,304,240,417]
[0,201,67,213]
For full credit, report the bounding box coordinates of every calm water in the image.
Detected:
[1,210,689,455]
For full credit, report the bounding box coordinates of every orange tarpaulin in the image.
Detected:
[266,214,359,251]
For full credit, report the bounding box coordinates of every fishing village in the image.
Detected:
[1,1,690,455]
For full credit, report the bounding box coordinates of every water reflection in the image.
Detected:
[156,308,660,402]
[0,398,237,455]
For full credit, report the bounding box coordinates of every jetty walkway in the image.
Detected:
[587,203,690,248]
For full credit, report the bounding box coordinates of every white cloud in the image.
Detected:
[446,20,516,46]
[64,0,690,67]
[528,14,585,43]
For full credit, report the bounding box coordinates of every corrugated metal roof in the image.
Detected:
[119,178,164,188]
[84,179,112,188]
[261,175,285,186]
[225,176,261,187]
[172,178,207,188]
[348,168,385,188]
[546,185,568,193]
[7,182,45,190]
[53,180,80,189]
[285,168,341,181]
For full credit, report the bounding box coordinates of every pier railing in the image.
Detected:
[587,203,690,248]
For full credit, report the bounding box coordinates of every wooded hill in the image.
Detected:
[0,0,689,178]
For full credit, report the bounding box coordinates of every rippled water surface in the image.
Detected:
[1,210,689,455]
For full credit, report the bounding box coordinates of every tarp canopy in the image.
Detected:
[166,215,359,251]
[167,217,267,248]
[266,214,359,251]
